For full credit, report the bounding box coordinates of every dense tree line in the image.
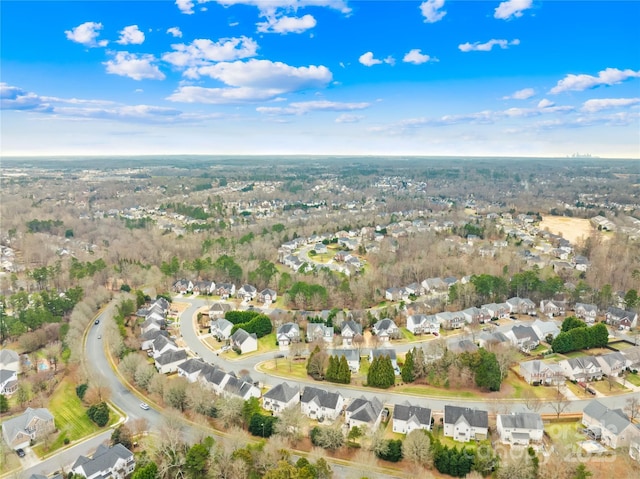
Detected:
[325,355,351,384]
[226,310,273,338]
[552,318,609,353]
[367,355,396,388]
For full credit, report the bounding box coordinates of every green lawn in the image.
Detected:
[591,379,629,395]
[35,379,104,455]
[258,333,278,353]
[400,328,417,342]
[430,424,491,450]
[503,374,556,399]
[624,372,640,387]
[260,359,309,380]
[562,351,588,359]
[393,384,480,399]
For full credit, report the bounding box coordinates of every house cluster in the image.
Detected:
[520,346,639,385]
[173,279,277,305]
[177,357,261,400]
[0,348,20,396]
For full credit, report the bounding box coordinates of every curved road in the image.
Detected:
[178,297,638,414]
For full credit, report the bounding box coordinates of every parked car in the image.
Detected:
[139,402,150,410]
[95,319,100,325]
[16,448,25,458]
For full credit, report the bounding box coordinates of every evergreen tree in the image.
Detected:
[0,394,8,413]
[338,355,351,384]
[401,349,415,383]
[326,355,338,382]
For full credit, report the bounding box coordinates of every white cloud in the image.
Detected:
[176,0,195,14]
[162,37,258,69]
[494,0,532,20]
[458,38,520,52]
[65,22,108,47]
[503,88,535,100]
[257,14,317,34]
[167,27,183,38]
[403,49,436,65]
[0,83,51,111]
[359,52,382,67]
[537,98,555,108]
[550,68,640,94]
[257,100,370,115]
[384,56,395,66]
[335,114,364,123]
[104,52,166,81]
[168,59,332,103]
[420,0,446,23]
[209,1,351,15]
[581,98,640,113]
[117,25,145,45]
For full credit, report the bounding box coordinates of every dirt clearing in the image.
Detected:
[539,216,595,244]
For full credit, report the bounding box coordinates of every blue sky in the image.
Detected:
[2,0,639,157]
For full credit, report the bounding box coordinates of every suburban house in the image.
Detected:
[177,358,207,383]
[0,349,20,373]
[306,323,334,343]
[259,288,277,304]
[71,444,135,479]
[582,400,640,449]
[198,365,230,394]
[328,349,360,373]
[140,329,169,351]
[372,318,400,341]
[531,319,561,343]
[0,369,18,395]
[595,352,627,377]
[622,346,640,371]
[345,396,384,430]
[540,300,567,317]
[151,335,179,358]
[216,283,236,299]
[276,322,301,346]
[404,282,425,297]
[436,311,466,330]
[505,325,540,352]
[496,413,544,446]
[559,356,603,382]
[340,320,363,346]
[406,314,440,335]
[262,382,300,415]
[300,386,345,421]
[230,328,258,354]
[369,348,400,375]
[519,360,563,385]
[443,405,489,443]
[574,303,598,323]
[392,402,432,434]
[237,284,257,301]
[385,287,408,302]
[506,297,537,315]
[605,307,638,330]
[222,374,261,400]
[208,302,233,319]
[140,316,164,335]
[447,339,478,354]
[192,281,215,295]
[173,279,193,293]
[478,331,510,349]
[210,318,234,341]
[481,303,510,319]
[422,277,448,293]
[461,307,491,325]
[155,349,188,374]
[2,407,55,450]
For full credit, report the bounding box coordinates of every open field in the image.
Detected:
[539,216,595,244]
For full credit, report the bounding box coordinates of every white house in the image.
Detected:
[151,335,179,358]
[2,407,55,450]
[208,302,233,319]
[443,405,489,443]
[262,382,300,415]
[340,320,363,346]
[155,349,188,374]
[505,325,540,352]
[237,284,257,301]
[392,402,432,434]
[406,314,440,335]
[276,322,301,347]
[582,400,640,449]
[177,358,207,383]
[496,413,544,446]
[300,386,345,421]
[369,348,400,375]
[230,328,258,354]
[306,323,334,343]
[71,444,135,479]
[345,396,383,430]
[0,369,18,395]
[372,318,400,342]
[481,303,510,319]
[140,329,169,351]
[259,288,277,304]
[559,356,603,382]
[0,349,20,373]
[531,319,561,343]
[222,374,261,400]
[210,318,234,341]
[595,352,627,377]
[574,303,598,323]
[328,349,360,373]
[519,360,563,385]
[506,297,537,315]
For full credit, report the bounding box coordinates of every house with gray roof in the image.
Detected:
[461,307,491,325]
[237,284,257,301]
[606,307,638,330]
[540,300,567,317]
[622,346,640,371]
[505,325,540,352]
[140,316,164,335]
[262,382,299,415]
[497,413,544,446]
[155,349,188,374]
[177,358,207,382]
[406,314,440,335]
[140,329,169,351]
[372,318,400,342]
[151,335,179,359]
[2,407,55,450]
[447,338,478,355]
[482,303,510,320]
[596,351,627,377]
[300,386,345,421]
[276,322,300,346]
[345,396,383,430]
[519,360,563,385]
[222,374,261,400]
[198,365,230,394]
[208,302,234,319]
[506,297,537,315]
[306,323,334,343]
[231,328,258,354]
[328,349,360,373]
[444,405,488,442]
[392,402,432,434]
[71,444,135,479]
[1,369,18,395]
[583,400,640,449]
[559,356,602,382]
[478,331,510,349]
[574,303,598,323]
[210,317,234,341]
[436,311,466,330]
[0,349,20,373]
[340,320,362,346]
[259,288,277,304]
[531,319,561,343]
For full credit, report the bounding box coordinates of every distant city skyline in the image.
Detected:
[1,1,639,158]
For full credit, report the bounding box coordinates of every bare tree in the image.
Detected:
[403,429,433,468]
[215,395,244,428]
[625,396,640,421]
[522,389,544,412]
[273,405,305,445]
[549,384,570,420]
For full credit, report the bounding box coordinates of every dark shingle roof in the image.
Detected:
[444,405,488,428]
[499,412,543,430]
[177,358,207,374]
[155,349,187,366]
[301,386,342,409]
[72,444,133,477]
[346,396,383,424]
[263,382,299,403]
[393,402,431,426]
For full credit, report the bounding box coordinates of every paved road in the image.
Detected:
[178,297,639,415]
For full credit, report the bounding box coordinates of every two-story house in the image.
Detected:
[583,400,640,449]
[276,322,301,347]
[230,328,258,354]
[71,444,135,479]
[392,402,432,435]
[345,396,384,430]
[2,407,55,450]
[262,382,300,415]
[595,352,627,377]
[340,320,363,347]
[519,360,563,385]
[559,356,603,382]
[496,413,544,446]
[372,318,400,342]
[574,303,598,323]
[443,405,488,443]
[300,386,345,422]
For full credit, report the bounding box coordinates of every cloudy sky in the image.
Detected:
[2,0,639,158]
